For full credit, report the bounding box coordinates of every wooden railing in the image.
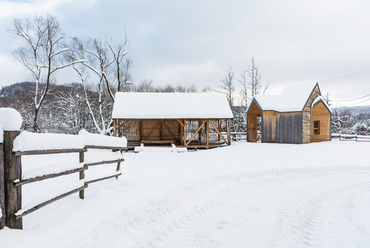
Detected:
[1,131,125,230]
[332,133,370,142]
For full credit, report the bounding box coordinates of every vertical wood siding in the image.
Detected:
[276,112,302,144]
[311,102,331,142]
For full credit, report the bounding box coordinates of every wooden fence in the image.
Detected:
[332,133,370,142]
[1,131,125,230]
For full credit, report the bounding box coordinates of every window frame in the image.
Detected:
[313,120,320,135]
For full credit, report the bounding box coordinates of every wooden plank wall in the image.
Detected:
[247,101,262,142]
[311,102,331,142]
[261,111,277,143]
[275,112,302,144]
[0,142,4,229]
[302,85,321,144]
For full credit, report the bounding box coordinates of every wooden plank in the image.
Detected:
[85,145,127,150]
[228,119,231,145]
[79,151,85,200]
[183,119,187,147]
[85,172,122,184]
[209,121,228,144]
[14,148,87,157]
[3,131,22,229]
[161,120,178,139]
[206,120,209,148]
[15,184,88,220]
[141,140,175,144]
[84,158,125,167]
[143,120,161,140]
[0,142,5,229]
[186,120,206,146]
[14,167,87,187]
[176,119,185,128]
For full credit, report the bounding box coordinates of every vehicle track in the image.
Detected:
[72,166,370,248]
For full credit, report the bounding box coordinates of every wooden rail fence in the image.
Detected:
[1,131,125,230]
[332,133,370,142]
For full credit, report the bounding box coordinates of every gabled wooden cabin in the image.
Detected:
[247,81,331,144]
[112,92,233,148]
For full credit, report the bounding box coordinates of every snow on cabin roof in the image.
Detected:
[112,92,233,119]
[312,96,332,113]
[251,80,319,112]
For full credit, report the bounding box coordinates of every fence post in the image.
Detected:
[3,131,22,229]
[0,141,5,229]
[79,151,85,199]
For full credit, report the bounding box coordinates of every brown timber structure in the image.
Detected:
[112,93,233,149]
[247,82,331,144]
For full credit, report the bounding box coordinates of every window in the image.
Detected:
[314,121,320,134]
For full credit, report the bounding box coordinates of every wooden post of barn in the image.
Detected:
[206,119,209,148]
[3,131,22,229]
[79,151,85,199]
[227,119,231,145]
[0,141,5,229]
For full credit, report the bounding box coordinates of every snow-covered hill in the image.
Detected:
[1,140,369,247]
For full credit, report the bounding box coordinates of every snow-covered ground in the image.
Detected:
[1,140,370,248]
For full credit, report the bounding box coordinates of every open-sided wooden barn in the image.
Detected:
[247,81,331,144]
[112,92,233,148]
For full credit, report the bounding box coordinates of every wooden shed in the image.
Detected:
[247,81,331,144]
[112,92,233,148]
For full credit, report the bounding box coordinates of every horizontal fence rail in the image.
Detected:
[1,130,127,230]
[332,133,370,142]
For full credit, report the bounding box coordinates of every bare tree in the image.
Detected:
[7,15,84,132]
[220,67,235,106]
[248,57,262,99]
[106,36,131,94]
[238,69,248,107]
[186,84,198,93]
[135,79,155,92]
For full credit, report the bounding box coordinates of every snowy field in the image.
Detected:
[1,140,370,248]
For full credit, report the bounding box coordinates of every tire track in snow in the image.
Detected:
[71,166,370,248]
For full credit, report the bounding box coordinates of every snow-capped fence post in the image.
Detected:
[3,131,22,229]
[0,140,5,230]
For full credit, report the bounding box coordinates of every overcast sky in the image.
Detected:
[0,0,369,107]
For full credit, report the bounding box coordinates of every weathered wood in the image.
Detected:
[15,184,88,220]
[311,101,331,142]
[14,148,87,157]
[85,172,122,184]
[206,120,209,148]
[143,120,162,140]
[186,120,206,146]
[228,119,231,145]
[79,151,85,199]
[14,167,87,187]
[0,142,5,229]
[116,162,121,179]
[209,121,228,144]
[85,145,127,150]
[183,119,187,147]
[84,158,125,167]
[141,140,175,144]
[4,131,22,229]
[175,119,185,128]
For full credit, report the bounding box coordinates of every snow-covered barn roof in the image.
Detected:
[112,92,233,119]
[249,81,320,112]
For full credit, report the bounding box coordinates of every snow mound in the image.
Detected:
[79,129,127,148]
[0,108,22,131]
[13,131,85,152]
